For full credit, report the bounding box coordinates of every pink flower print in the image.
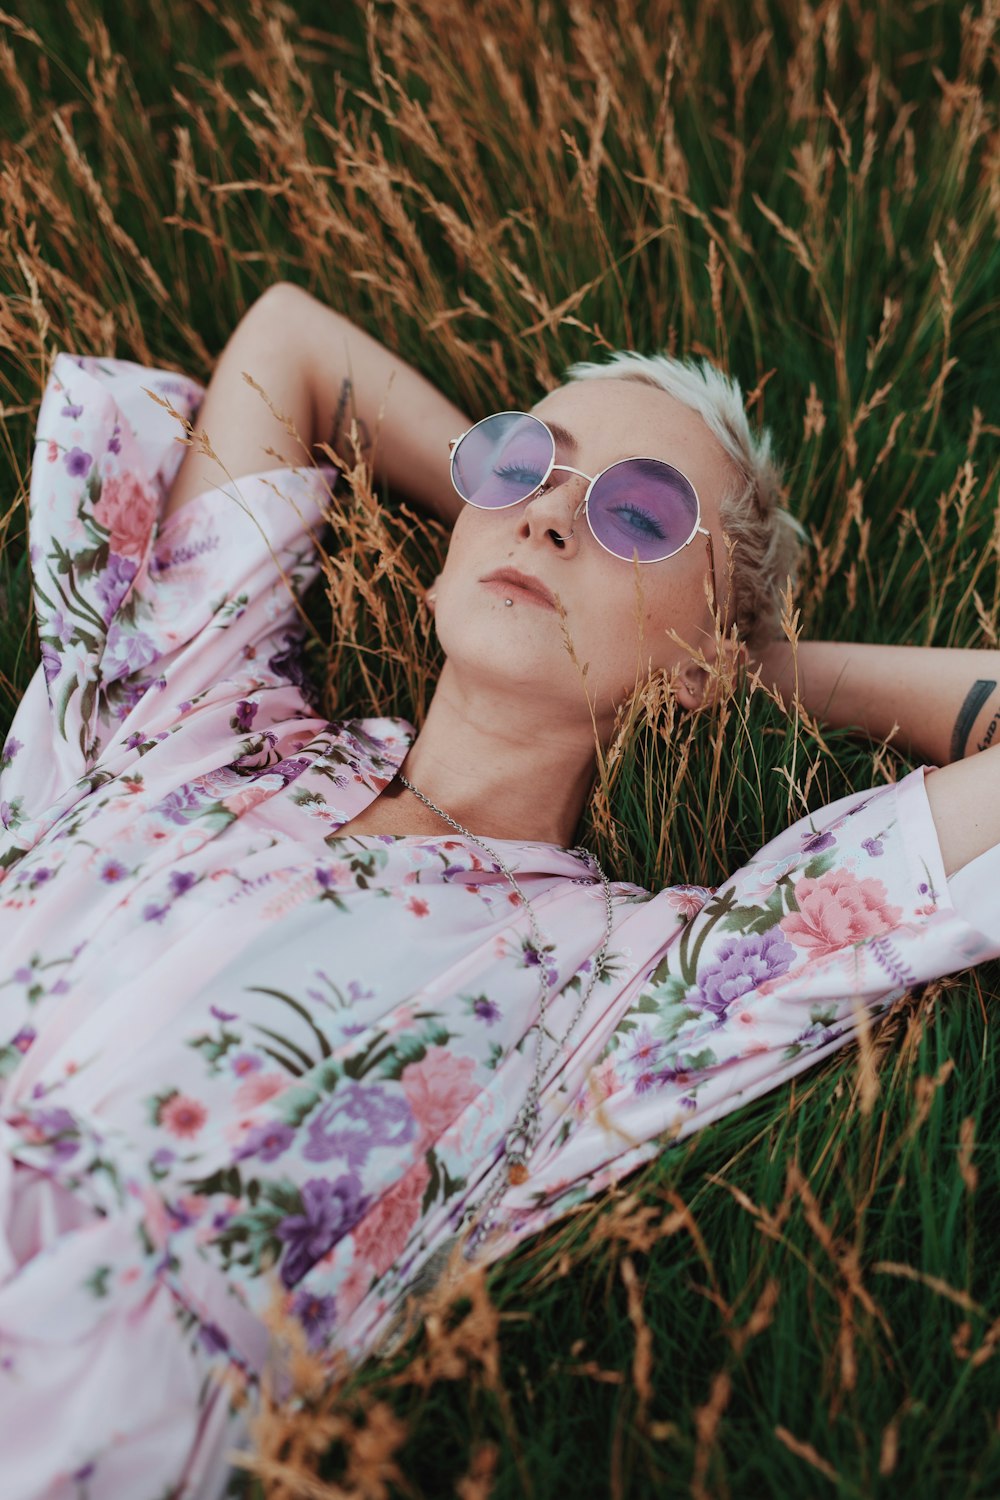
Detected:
[407,896,430,918]
[46,439,58,463]
[664,885,710,921]
[400,1049,479,1147]
[160,1094,208,1138]
[92,470,157,557]
[353,1158,431,1278]
[336,1255,375,1321]
[588,1055,622,1104]
[234,1072,288,1111]
[780,870,903,959]
[222,784,273,818]
[139,1185,172,1248]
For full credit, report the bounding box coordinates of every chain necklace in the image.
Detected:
[397,771,615,1256]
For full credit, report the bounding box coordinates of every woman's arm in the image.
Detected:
[164,283,471,526]
[756,638,1000,765]
[755,638,1000,875]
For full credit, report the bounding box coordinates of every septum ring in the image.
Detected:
[532,483,575,545]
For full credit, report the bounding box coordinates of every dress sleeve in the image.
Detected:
[492,767,1000,1250]
[1,354,335,826]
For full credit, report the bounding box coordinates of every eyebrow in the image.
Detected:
[537,418,578,455]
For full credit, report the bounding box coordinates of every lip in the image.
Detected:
[480,567,558,610]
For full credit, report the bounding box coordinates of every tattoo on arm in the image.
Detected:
[328,377,371,461]
[977,704,1000,753]
[950,678,997,761]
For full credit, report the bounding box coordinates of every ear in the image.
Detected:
[674,636,745,711]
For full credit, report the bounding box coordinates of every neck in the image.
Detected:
[397,662,598,846]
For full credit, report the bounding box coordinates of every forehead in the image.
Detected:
[530,376,734,517]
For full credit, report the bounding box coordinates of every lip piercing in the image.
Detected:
[504,598,513,606]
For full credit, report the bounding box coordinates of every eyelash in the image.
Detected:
[608,502,667,539]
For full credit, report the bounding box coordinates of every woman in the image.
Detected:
[1,283,998,1498]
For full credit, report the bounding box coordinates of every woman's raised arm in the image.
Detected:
[755,637,1000,875]
[164,283,471,525]
[756,638,1000,765]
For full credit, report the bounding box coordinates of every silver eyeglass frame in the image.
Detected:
[448,410,718,615]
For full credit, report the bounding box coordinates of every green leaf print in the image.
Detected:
[84,1264,112,1299]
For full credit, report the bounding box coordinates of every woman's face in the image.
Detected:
[432,377,735,736]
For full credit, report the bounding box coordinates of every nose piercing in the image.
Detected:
[552,529,574,543]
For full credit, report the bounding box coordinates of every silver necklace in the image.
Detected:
[398,771,615,1255]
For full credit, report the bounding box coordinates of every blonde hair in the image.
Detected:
[561,350,803,648]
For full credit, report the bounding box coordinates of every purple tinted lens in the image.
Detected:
[588,459,699,562]
[451,412,553,509]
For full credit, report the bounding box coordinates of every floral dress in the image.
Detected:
[2,356,998,1500]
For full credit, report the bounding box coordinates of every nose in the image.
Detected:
[517,471,587,553]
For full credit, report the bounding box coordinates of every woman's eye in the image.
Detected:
[609,503,667,540]
[493,462,545,487]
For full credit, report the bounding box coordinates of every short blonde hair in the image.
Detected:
[561,350,803,648]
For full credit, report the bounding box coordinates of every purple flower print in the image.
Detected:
[108,425,122,455]
[292,1289,337,1350]
[626,1025,663,1069]
[232,699,258,732]
[211,1004,238,1022]
[231,1052,262,1076]
[158,786,202,824]
[3,736,23,763]
[168,870,197,898]
[48,610,74,648]
[11,1026,36,1054]
[151,1147,175,1169]
[473,997,501,1025]
[60,401,83,419]
[95,553,139,623]
[696,929,796,1022]
[250,755,310,787]
[236,1121,295,1162]
[103,624,158,682]
[198,1322,230,1355]
[276,1175,367,1288]
[142,902,169,924]
[802,829,836,854]
[861,837,884,857]
[268,632,311,694]
[0,802,10,829]
[124,732,145,751]
[64,445,91,476]
[100,858,128,883]
[34,1107,80,1161]
[40,642,61,684]
[302,1081,416,1168]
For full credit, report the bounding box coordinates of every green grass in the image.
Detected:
[1,1,999,1495]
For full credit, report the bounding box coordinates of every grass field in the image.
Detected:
[1,1,999,1495]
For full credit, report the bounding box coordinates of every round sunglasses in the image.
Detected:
[449,411,718,606]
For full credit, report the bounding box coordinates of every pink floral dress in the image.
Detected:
[2,356,998,1500]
